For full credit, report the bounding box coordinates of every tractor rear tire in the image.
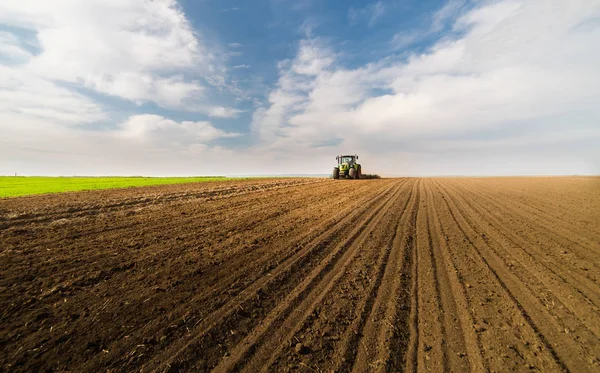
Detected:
[333,168,340,179]
[349,168,357,179]
[357,167,362,179]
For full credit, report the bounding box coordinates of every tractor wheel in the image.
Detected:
[349,168,357,179]
[333,168,340,179]
[357,167,362,179]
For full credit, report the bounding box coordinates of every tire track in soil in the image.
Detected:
[0,179,324,229]
[338,179,419,373]
[119,181,397,371]
[1,179,331,250]
[1,180,395,372]
[146,181,407,372]
[456,178,600,243]
[405,187,419,373]
[203,181,410,372]
[425,180,486,372]
[434,179,592,372]
[441,180,600,339]
[431,180,565,372]
[1,180,340,288]
[452,179,600,260]
[262,179,418,373]
[2,177,598,373]
[212,180,416,373]
[94,180,394,371]
[448,179,600,291]
[1,181,370,328]
[412,179,449,372]
[2,179,372,295]
[415,180,471,372]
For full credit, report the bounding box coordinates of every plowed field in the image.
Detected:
[1,177,599,372]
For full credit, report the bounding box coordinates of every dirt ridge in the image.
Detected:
[1,177,599,372]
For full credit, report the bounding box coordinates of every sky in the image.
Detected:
[0,0,599,176]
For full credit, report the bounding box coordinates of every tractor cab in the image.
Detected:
[337,155,357,166]
[333,154,361,179]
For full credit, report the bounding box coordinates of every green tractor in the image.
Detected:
[333,154,361,179]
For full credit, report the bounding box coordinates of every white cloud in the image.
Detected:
[207,106,245,118]
[1,0,599,176]
[117,114,240,145]
[251,39,336,145]
[252,0,600,174]
[0,0,246,169]
[0,114,247,176]
[89,73,204,107]
[292,39,335,75]
[0,65,106,125]
[0,0,215,108]
[0,111,247,176]
[0,0,249,175]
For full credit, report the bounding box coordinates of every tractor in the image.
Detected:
[333,154,361,179]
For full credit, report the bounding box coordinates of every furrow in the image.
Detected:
[344,178,420,373]
[453,179,600,258]
[414,179,448,371]
[435,180,592,372]
[210,180,409,372]
[4,181,385,362]
[404,180,421,373]
[448,179,600,295]
[457,178,600,241]
[426,180,487,372]
[1,179,325,229]
[418,179,470,372]
[146,181,404,372]
[256,180,415,372]
[442,180,600,338]
[3,177,598,373]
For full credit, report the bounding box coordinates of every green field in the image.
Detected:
[0,176,228,198]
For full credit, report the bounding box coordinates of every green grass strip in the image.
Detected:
[0,176,228,198]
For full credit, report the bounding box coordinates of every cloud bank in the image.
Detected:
[1,0,599,176]
[252,0,600,175]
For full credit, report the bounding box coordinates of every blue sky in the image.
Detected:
[0,0,599,176]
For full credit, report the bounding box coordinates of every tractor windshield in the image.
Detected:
[340,156,354,164]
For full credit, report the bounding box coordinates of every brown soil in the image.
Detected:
[1,177,599,372]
